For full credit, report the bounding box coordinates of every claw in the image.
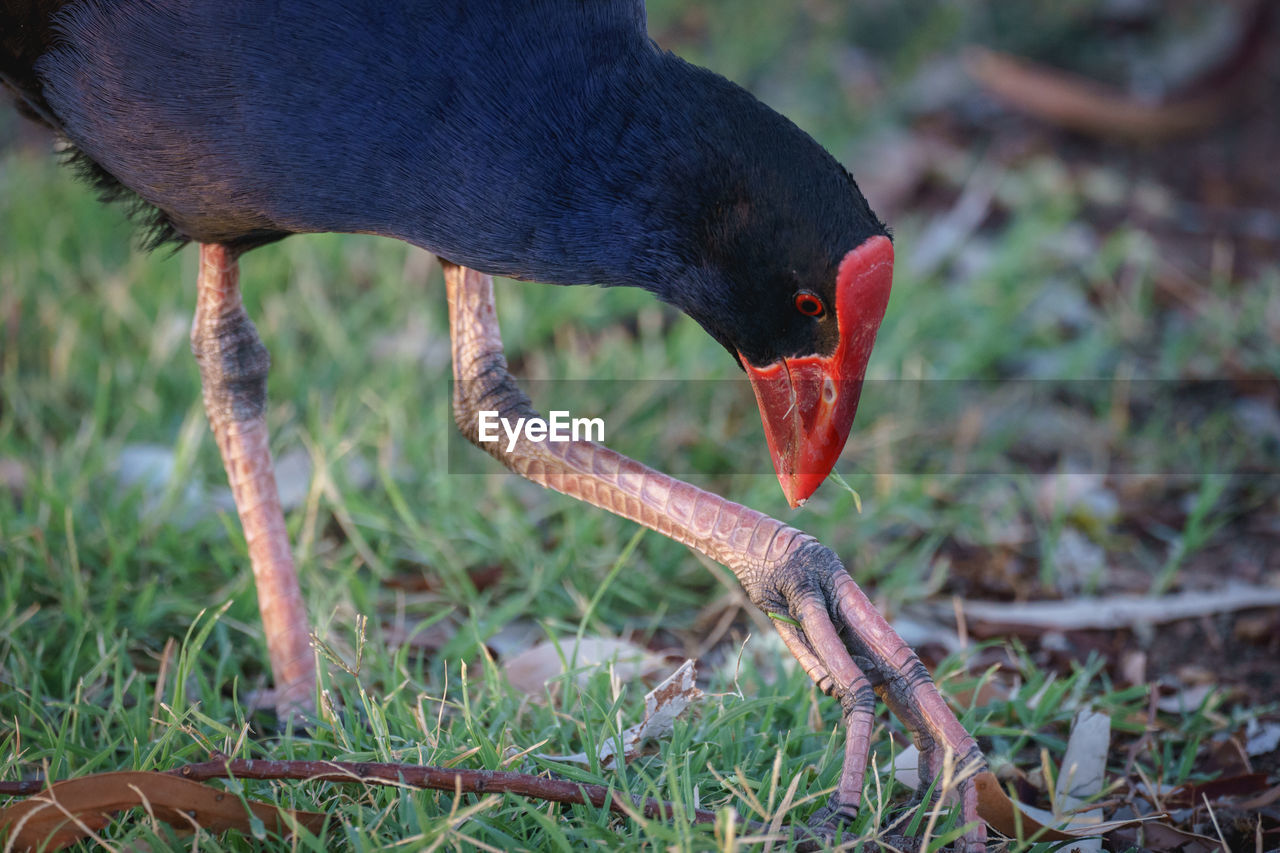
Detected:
[765,543,988,850]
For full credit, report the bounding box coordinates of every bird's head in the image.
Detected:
[737,234,892,509]
[529,55,893,509]
[672,145,892,509]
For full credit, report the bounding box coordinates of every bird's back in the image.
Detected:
[3,0,870,311]
[2,0,655,252]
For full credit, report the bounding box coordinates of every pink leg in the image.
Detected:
[774,619,877,823]
[443,261,986,846]
[832,573,985,841]
[191,244,315,718]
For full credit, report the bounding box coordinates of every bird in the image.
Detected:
[2,0,986,845]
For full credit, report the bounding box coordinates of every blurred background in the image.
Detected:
[2,1,1278,849]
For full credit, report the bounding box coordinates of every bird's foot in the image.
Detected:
[742,539,987,850]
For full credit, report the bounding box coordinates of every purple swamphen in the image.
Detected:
[2,0,985,844]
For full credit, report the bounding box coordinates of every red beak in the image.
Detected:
[742,235,893,507]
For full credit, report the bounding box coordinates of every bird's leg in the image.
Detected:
[443,261,986,847]
[191,243,315,718]
[830,572,984,828]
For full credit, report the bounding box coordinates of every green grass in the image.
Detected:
[3,6,1279,850]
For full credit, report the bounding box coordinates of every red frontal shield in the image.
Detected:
[743,235,893,507]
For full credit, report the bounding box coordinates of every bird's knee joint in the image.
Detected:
[192,309,270,422]
[767,539,843,600]
[739,566,787,613]
[452,363,535,450]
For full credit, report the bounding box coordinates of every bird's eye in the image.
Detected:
[794,291,825,317]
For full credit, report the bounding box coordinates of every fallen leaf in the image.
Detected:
[1245,718,1280,758]
[0,770,325,851]
[483,618,545,659]
[1111,820,1226,853]
[1234,610,1280,643]
[1049,529,1108,595]
[891,745,921,791]
[1235,783,1280,811]
[1051,710,1112,853]
[947,677,1013,711]
[892,741,1148,847]
[1155,684,1217,715]
[1119,650,1147,687]
[1162,773,1274,810]
[502,636,663,697]
[271,448,312,513]
[966,2,1272,142]
[541,659,704,767]
[974,771,1162,843]
[850,130,959,219]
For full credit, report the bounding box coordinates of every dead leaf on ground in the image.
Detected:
[483,618,545,660]
[851,131,962,219]
[1157,773,1275,811]
[1110,820,1228,853]
[115,443,208,526]
[1236,783,1280,811]
[1245,718,1280,758]
[540,659,704,767]
[1044,709,1111,853]
[893,725,1163,847]
[941,668,1015,713]
[966,3,1273,142]
[502,636,663,698]
[974,771,1163,844]
[1155,683,1218,715]
[0,770,326,851]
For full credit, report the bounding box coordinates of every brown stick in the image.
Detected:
[174,759,736,824]
[0,762,752,829]
[4,764,1126,848]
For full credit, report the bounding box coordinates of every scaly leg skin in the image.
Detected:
[191,244,316,719]
[443,261,987,849]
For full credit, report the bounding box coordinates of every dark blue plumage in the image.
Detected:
[3,0,886,367]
